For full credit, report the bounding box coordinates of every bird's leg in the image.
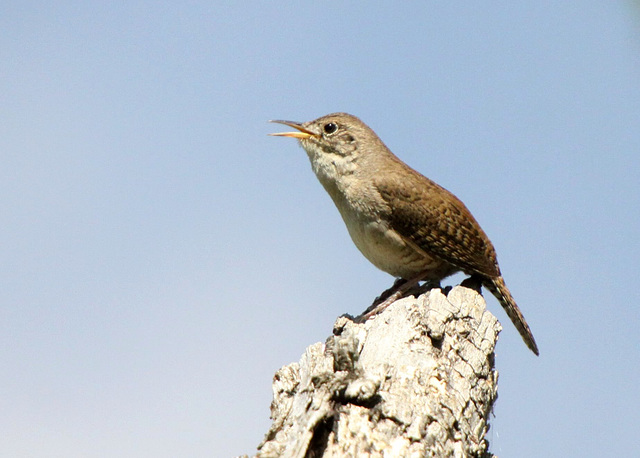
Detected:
[460,274,483,293]
[356,269,433,322]
[369,277,408,307]
[414,279,442,296]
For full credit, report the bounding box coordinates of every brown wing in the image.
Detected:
[375,165,501,278]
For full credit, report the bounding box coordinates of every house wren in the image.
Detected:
[270,113,538,355]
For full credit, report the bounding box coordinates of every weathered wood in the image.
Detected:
[255,286,500,458]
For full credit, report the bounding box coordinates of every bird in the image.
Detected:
[270,112,538,355]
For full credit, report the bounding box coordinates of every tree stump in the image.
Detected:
[255,286,501,458]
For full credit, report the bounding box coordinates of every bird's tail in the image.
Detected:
[484,276,539,356]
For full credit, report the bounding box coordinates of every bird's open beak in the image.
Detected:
[269,120,316,139]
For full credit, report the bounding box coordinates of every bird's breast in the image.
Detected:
[334,195,455,280]
[307,152,457,280]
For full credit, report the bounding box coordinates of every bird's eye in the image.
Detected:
[323,122,338,134]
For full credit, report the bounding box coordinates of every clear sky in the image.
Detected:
[1,2,639,457]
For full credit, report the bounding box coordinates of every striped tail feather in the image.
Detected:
[483,275,539,356]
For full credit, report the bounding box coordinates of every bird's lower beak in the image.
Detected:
[269,120,316,139]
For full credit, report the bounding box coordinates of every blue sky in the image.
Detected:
[1,2,639,457]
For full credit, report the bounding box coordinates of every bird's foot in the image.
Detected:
[355,271,438,323]
[414,279,442,296]
[460,274,484,293]
[369,278,407,308]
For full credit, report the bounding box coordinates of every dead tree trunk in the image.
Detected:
[254,286,501,458]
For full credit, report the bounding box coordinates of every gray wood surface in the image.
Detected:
[254,286,500,458]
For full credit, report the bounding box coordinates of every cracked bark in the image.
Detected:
[253,286,500,458]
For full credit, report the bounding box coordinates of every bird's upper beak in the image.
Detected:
[269,120,316,139]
